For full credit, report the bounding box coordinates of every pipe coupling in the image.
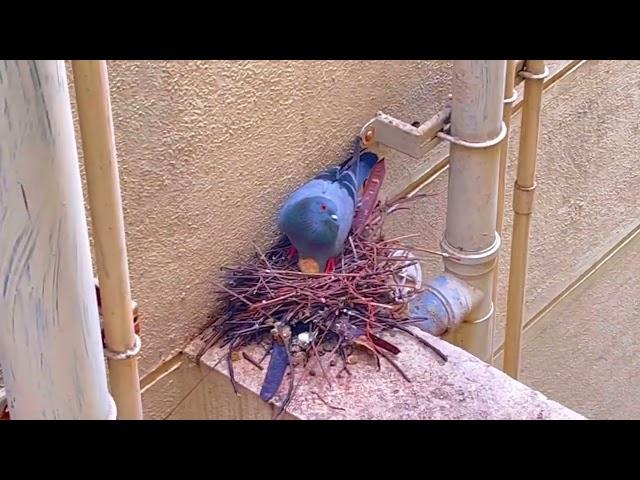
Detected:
[409,272,484,336]
[513,181,537,215]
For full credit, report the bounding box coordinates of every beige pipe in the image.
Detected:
[71,61,143,419]
[440,60,506,362]
[495,61,518,244]
[489,60,518,363]
[503,60,547,379]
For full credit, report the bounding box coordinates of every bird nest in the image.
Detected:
[195,191,447,418]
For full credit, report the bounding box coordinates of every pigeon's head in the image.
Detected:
[279,196,340,273]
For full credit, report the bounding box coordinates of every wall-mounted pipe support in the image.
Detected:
[356,61,531,162]
[503,60,548,379]
[0,61,115,419]
[490,60,519,363]
[359,101,452,159]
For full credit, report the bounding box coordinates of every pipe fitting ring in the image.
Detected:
[440,233,502,267]
[466,302,495,325]
[437,121,507,149]
[518,65,550,81]
[513,181,537,215]
[104,334,141,360]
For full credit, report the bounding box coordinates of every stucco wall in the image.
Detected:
[64,60,640,419]
[67,61,454,375]
[383,60,640,419]
[493,59,640,355]
[514,229,640,419]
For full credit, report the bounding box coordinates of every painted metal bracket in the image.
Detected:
[359,98,452,159]
[94,278,141,348]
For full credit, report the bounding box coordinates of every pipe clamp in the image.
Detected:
[104,334,142,360]
[518,65,550,81]
[437,121,507,149]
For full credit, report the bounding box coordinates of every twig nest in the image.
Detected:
[388,249,422,301]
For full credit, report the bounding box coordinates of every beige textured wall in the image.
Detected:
[384,60,640,419]
[67,60,640,419]
[67,61,454,375]
[516,229,640,419]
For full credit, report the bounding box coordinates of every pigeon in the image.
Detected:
[278,139,380,273]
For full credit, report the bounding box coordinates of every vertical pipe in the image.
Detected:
[440,60,506,362]
[490,60,518,363]
[71,61,143,420]
[503,60,547,378]
[0,60,115,419]
[495,61,518,248]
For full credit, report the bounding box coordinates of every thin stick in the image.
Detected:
[212,281,253,307]
[311,341,332,388]
[242,352,264,371]
[378,350,411,382]
[379,234,421,244]
[274,341,295,420]
[312,391,346,411]
[393,324,448,363]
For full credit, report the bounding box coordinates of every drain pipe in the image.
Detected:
[503,60,548,378]
[490,60,518,363]
[71,60,143,419]
[0,61,116,419]
[410,61,507,362]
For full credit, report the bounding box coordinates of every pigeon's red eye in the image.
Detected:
[320,204,327,211]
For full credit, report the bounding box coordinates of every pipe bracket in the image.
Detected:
[95,278,141,348]
[359,101,452,158]
[437,121,508,149]
[513,181,537,215]
[518,65,550,81]
[104,334,142,361]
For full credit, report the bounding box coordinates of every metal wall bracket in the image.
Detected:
[94,278,141,348]
[359,99,452,159]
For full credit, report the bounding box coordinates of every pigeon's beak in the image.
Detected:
[298,257,320,274]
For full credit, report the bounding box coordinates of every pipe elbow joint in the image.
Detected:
[408,272,484,336]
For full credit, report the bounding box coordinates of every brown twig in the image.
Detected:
[242,352,264,371]
[312,391,346,411]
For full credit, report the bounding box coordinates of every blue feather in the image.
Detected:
[260,342,289,401]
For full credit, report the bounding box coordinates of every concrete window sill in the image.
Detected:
[185,327,585,420]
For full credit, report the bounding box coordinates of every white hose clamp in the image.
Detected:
[518,65,550,80]
[104,334,141,360]
[437,121,508,149]
[504,89,518,104]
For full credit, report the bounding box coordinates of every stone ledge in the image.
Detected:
[185,327,586,420]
